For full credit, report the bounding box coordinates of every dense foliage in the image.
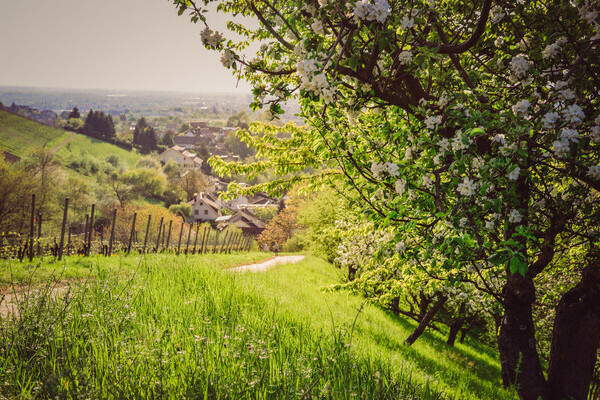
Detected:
[174,0,600,398]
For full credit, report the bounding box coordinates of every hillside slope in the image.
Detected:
[0,110,70,157]
[0,109,141,169]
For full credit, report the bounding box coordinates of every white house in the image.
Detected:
[158,146,203,170]
[189,192,222,222]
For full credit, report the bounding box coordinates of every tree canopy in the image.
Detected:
[173,1,600,398]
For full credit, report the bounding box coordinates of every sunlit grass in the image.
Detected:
[0,254,516,399]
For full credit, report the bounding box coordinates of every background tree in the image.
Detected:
[68,107,80,119]
[132,117,158,151]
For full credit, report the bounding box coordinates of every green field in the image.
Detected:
[0,110,71,157]
[0,254,516,399]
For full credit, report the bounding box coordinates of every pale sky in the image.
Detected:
[0,0,253,93]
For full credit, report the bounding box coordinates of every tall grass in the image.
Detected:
[0,254,516,399]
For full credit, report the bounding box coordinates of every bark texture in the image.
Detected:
[498,273,547,400]
[547,262,600,400]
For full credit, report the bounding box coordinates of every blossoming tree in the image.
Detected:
[173,0,600,398]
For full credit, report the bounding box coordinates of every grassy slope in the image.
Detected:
[0,109,141,169]
[0,110,70,156]
[0,253,516,399]
[52,134,141,169]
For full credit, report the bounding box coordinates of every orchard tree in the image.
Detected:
[173,1,600,398]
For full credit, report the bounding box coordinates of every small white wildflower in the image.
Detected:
[459,217,468,227]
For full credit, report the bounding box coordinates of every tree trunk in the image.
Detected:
[348,265,357,281]
[497,272,547,400]
[418,293,433,321]
[459,317,476,344]
[547,261,600,400]
[405,295,447,346]
[447,318,465,346]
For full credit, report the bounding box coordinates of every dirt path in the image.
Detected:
[229,255,306,273]
[48,131,77,154]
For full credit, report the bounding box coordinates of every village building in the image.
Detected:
[215,210,267,236]
[189,192,222,222]
[158,145,203,170]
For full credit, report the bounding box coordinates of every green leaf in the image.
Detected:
[349,56,359,72]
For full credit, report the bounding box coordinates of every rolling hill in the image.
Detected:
[0,109,141,169]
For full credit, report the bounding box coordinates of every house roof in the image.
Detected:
[229,210,267,229]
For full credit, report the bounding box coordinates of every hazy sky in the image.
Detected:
[0,0,252,93]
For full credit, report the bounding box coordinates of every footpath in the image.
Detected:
[229,255,306,273]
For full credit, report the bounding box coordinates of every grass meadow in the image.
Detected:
[0,254,517,399]
[0,110,71,157]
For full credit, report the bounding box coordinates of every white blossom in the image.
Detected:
[400,16,414,30]
[485,220,495,230]
[220,49,236,68]
[386,162,399,176]
[512,99,531,116]
[562,104,585,125]
[492,134,507,145]
[395,241,406,253]
[352,0,390,23]
[508,209,522,223]
[591,125,600,143]
[510,54,530,81]
[398,51,413,65]
[424,115,442,129]
[438,138,451,152]
[459,217,468,227]
[587,165,600,180]
[542,43,560,60]
[489,5,505,24]
[311,20,325,35]
[457,177,477,196]
[560,128,580,143]
[542,111,560,129]
[395,178,407,195]
[371,162,386,179]
[494,36,504,47]
[422,174,434,189]
[553,139,570,157]
[200,27,223,47]
[508,166,521,180]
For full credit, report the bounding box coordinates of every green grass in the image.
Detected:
[0,254,517,399]
[0,110,71,157]
[53,134,141,169]
[0,109,142,170]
